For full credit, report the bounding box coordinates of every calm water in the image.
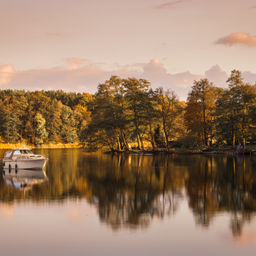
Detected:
[1,149,256,256]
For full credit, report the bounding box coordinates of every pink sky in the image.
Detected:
[0,0,256,99]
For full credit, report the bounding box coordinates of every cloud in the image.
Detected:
[155,0,186,9]
[216,33,256,47]
[0,58,202,98]
[137,59,202,97]
[0,64,15,85]
[1,58,256,100]
[205,65,228,85]
[242,71,256,85]
[8,63,111,93]
[204,65,256,86]
[66,58,86,70]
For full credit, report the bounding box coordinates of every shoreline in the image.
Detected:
[104,149,256,156]
[0,143,83,149]
[1,144,256,156]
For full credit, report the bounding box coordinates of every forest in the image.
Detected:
[0,69,256,151]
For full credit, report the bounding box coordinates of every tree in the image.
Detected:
[46,100,63,143]
[85,76,130,151]
[143,89,159,150]
[185,79,216,146]
[216,70,256,148]
[60,105,78,143]
[123,78,151,150]
[34,112,48,145]
[73,104,91,141]
[155,88,183,150]
[0,95,28,143]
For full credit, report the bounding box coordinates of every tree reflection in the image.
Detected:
[1,149,256,236]
[83,154,184,230]
[185,155,256,236]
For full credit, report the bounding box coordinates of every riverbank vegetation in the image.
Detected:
[0,69,256,151]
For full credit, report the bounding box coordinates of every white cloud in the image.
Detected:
[216,33,256,47]
[242,71,256,85]
[205,65,228,86]
[137,59,201,97]
[66,58,86,70]
[0,65,15,85]
[1,59,256,100]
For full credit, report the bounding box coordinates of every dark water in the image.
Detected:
[1,149,256,256]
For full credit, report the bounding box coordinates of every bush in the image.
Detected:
[176,136,202,148]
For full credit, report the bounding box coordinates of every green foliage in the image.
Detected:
[34,112,48,145]
[60,105,78,143]
[1,70,256,150]
[0,95,28,143]
[153,125,165,148]
[123,77,152,150]
[215,70,256,148]
[185,79,217,146]
[0,90,92,145]
[155,88,184,150]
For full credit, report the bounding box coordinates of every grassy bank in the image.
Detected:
[0,143,82,149]
[1,143,256,155]
[105,145,256,155]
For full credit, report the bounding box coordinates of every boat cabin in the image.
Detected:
[4,149,33,159]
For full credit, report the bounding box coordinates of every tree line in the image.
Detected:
[0,69,256,150]
[0,90,92,144]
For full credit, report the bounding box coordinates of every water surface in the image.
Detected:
[1,149,256,256]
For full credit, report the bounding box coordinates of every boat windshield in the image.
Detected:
[20,150,33,154]
[13,150,21,155]
[4,151,12,158]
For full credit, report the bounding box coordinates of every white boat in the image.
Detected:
[2,148,47,170]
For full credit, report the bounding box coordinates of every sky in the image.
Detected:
[0,0,256,99]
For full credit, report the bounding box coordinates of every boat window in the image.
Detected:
[4,151,12,158]
[13,150,21,155]
[21,150,32,154]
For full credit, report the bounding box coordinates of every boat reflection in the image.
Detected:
[2,169,47,190]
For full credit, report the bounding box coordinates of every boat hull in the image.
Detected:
[3,158,46,170]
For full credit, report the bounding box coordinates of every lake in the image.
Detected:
[1,149,256,256]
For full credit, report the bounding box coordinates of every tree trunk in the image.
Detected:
[149,123,156,151]
[137,134,141,150]
[163,121,169,151]
[117,136,121,151]
[121,131,129,150]
[134,119,143,150]
[203,102,208,146]
[232,130,236,149]
[139,134,144,151]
